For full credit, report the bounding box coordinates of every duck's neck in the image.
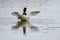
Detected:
[23,12,27,15]
[22,7,27,15]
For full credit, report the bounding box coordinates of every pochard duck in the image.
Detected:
[12,7,40,34]
[12,7,40,21]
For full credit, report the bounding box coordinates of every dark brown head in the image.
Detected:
[23,7,27,15]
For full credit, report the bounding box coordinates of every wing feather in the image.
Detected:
[29,11,40,16]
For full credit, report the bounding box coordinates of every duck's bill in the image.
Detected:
[29,11,40,16]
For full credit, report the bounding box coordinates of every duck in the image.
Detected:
[12,7,40,21]
[12,7,40,34]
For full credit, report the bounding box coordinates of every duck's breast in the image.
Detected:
[22,15,29,20]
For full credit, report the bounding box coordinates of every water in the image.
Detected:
[0,0,60,40]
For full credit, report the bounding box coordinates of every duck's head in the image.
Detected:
[12,12,19,16]
[22,7,27,15]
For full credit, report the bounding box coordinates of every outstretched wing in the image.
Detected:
[29,11,40,17]
[12,12,22,19]
[12,12,20,16]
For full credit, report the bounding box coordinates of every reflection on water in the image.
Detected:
[12,20,39,34]
[0,17,60,35]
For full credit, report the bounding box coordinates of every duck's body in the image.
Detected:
[21,15,29,21]
[12,7,40,21]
